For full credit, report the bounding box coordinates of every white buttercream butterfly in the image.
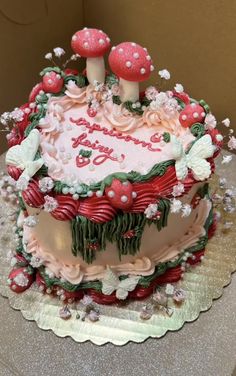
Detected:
[5,129,44,181]
[172,134,216,181]
[101,268,140,300]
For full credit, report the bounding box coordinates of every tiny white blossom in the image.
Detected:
[53,47,65,57]
[30,256,43,268]
[222,118,230,127]
[158,69,171,80]
[170,199,182,213]
[16,176,29,191]
[227,136,236,151]
[144,203,159,219]
[10,257,18,267]
[174,83,184,93]
[14,273,29,287]
[39,177,54,193]
[204,113,217,130]
[145,86,159,101]
[45,52,52,60]
[11,108,24,122]
[70,54,80,61]
[181,204,192,217]
[222,155,233,164]
[80,295,93,306]
[45,267,55,278]
[172,182,185,197]
[24,215,39,227]
[44,195,58,212]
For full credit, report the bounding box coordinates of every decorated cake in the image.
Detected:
[2,28,230,305]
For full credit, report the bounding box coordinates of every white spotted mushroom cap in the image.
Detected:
[71,28,111,58]
[109,42,154,82]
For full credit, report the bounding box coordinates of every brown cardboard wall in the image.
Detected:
[0,0,84,153]
[1,0,236,153]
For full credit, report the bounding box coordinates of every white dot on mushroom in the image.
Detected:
[193,112,199,118]
[133,52,139,59]
[126,61,132,68]
[140,68,146,74]
[182,115,187,120]
[121,195,128,203]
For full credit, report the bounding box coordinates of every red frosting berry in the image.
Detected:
[42,71,64,93]
[50,195,79,221]
[7,103,32,147]
[8,267,34,293]
[29,82,44,102]
[7,165,23,181]
[22,179,45,208]
[172,91,190,105]
[179,103,205,128]
[64,68,79,76]
[109,42,154,82]
[71,28,111,58]
[105,179,136,210]
[87,107,97,117]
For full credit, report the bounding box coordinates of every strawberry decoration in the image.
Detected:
[105,179,137,210]
[207,128,223,157]
[87,107,97,117]
[29,82,44,102]
[173,91,190,105]
[7,103,32,147]
[64,68,79,76]
[42,71,64,93]
[179,103,205,128]
[8,267,34,293]
[76,155,91,168]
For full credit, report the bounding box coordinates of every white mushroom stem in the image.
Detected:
[86,57,105,85]
[119,78,139,102]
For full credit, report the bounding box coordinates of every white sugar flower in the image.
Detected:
[44,195,58,212]
[16,176,29,191]
[222,155,233,164]
[70,54,80,61]
[39,177,54,193]
[81,295,93,306]
[24,215,39,227]
[227,136,236,150]
[10,257,18,267]
[170,199,182,213]
[174,83,184,93]
[11,108,24,122]
[222,118,230,127]
[14,273,29,287]
[181,204,192,217]
[45,52,52,60]
[53,47,65,58]
[45,267,55,278]
[145,86,159,101]
[158,69,171,80]
[204,113,217,130]
[144,203,159,219]
[172,182,185,197]
[30,256,43,268]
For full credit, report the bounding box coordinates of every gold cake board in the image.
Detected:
[0,182,235,346]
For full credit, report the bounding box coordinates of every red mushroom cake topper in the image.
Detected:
[109,42,154,102]
[71,27,111,85]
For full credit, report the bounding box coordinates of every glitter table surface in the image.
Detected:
[0,152,236,376]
